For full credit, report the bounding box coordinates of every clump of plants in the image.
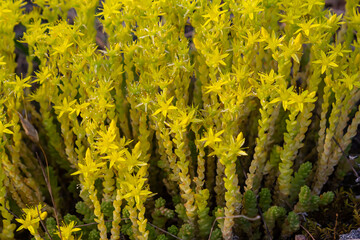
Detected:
[302,188,360,239]
[1,0,360,239]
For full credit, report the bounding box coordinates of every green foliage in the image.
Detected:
[281,211,300,237]
[156,234,168,240]
[100,201,115,218]
[319,191,335,206]
[146,224,158,240]
[155,197,166,209]
[151,198,175,229]
[120,208,134,238]
[263,206,286,234]
[45,217,59,240]
[172,195,181,206]
[302,189,360,239]
[259,188,272,212]
[175,203,187,222]
[294,185,334,213]
[289,161,312,203]
[295,185,317,212]
[88,229,100,240]
[243,190,258,218]
[121,222,133,238]
[178,223,194,240]
[75,201,95,223]
[167,225,178,236]
[1,0,359,239]
[197,209,213,238]
[209,228,222,240]
[63,214,82,226]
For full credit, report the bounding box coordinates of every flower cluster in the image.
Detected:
[16,204,47,240]
[1,0,360,239]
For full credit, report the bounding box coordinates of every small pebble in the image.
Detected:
[340,228,360,240]
[295,235,306,240]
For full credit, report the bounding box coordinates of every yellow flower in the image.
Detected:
[200,127,224,147]
[239,0,264,20]
[54,97,77,118]
[242,30,261,46]
[301,0,324,12]
[152,92,177,118]
[0,120,13,136]
[124,142,147,172]
[205,78,229,95]
[56,221,81,240]
[288,90,317,112]
[312,51,338,74]
[202,2,227,26]
[6,75,32,97]
[122,166,153,207]
[228,132,247,157]
[34,66,52,84]
[51,38,74,56]
[0,56,6,65]
[339,71,359,91]
[205,46,229,68]
[295,18,320,37]
[71,149,106,180]
[270,86,291,111]
[271,87,316,112]
[259,28,285,53]
[95,120,119,154]
[103,149,126,169]
[21,203,47,220]
[279,34,302,64]
[16,204,47,236]
[16,213,39,235]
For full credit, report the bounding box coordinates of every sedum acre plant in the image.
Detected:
[1,0,360,239]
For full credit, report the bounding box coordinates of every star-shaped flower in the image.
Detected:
[200,127,224,147]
